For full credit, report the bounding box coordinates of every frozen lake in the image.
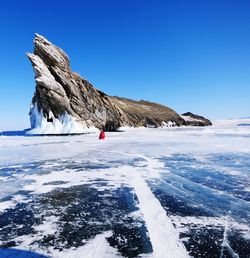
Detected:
[0,123,249,257]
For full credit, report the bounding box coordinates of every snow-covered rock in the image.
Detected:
[181,112,212,126]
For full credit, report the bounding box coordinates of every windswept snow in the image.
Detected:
[130,170,189,258]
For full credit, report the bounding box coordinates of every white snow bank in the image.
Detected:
[118,121,176,131]
[213,118,250,127]
[27,103,98,135]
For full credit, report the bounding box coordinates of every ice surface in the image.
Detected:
[0,120,250,257]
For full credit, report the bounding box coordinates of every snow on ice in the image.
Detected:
[0,120,250,257]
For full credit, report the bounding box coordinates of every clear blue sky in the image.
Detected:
[0,0,249,130]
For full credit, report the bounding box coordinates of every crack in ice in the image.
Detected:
[219,217,239,258]
[113,153,190,258]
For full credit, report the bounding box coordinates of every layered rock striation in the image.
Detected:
[27,34,211,134]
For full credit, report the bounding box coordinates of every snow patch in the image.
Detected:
[52,231,120,258]
[0,195,30,213]
[161,121,176,127]
[181,115,204,123]
[131,172,190,258]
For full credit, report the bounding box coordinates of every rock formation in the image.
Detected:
[181,112,212,126]
[27,34,211,134]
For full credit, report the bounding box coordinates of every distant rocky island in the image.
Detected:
[27,34,211,134]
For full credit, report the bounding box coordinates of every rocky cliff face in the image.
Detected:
[27,34,125,134]
[27,34,210,134]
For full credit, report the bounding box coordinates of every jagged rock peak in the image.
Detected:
[33,33,70,71]
[26,34,126,134]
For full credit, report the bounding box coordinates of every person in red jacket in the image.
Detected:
[99,129,105,140]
